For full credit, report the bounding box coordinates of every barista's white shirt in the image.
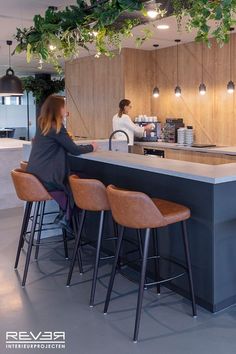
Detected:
[112,114,144,145]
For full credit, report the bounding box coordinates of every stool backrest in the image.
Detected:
[20,160,28,171]
[69,175,110,211]
[107,185,166,229]
[11,169,52,202]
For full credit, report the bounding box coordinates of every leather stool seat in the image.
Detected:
[152,198,190,225]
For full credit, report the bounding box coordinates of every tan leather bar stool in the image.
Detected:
[11,169,70,286]
[18,161,69,261]
[104,185,197,343]
[66,175,111,307]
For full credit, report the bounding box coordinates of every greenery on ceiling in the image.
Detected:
[174,0,236,44]
[14,0,236,73]
[22,76,65,103]
[14,0,156,73]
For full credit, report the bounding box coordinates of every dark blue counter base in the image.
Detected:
[69,156,236,312]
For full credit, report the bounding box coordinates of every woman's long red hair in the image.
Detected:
[38,95,65,136]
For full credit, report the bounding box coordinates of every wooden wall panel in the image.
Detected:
[151,35,236,146]
[123,48,153,118]
[65,53,124,139]
[65,48,153,138]
[66,35,236,145]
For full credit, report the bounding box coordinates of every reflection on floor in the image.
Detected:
[0,207,236,354]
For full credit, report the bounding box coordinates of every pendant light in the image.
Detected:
[152,44,160,98]
[174,39,181,97]
[227,28,235,94]
[199,42,207,95]
[153,87,160,97]
[0,40,23,97]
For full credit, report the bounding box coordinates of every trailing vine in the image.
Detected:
[173,0,236,45]
[14,0,155,72]
[14,0,236,72]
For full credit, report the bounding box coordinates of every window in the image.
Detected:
[1,96,22,105]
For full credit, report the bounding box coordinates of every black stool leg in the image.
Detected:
[22,202,40,287]
[133,228,150,343]
[62,229,69,260]
[71,212,83,274]
[153,228,161,295]
[14,201,32,269]
[66,210,86,286]
[181,221,197,317]
[104,226,125,314]
[137,229,143,258]
[137,229,148,290]
[90,210,105,307]
[34,201,46,261]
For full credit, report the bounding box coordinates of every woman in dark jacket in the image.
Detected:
[27,94,95,227]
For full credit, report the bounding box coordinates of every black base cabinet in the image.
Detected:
[69,156,236,312]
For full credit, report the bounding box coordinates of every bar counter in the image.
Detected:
[69,151,236,313]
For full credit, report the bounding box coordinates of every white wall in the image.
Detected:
[0,92,36,139]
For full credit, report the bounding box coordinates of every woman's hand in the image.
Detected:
[91,141,98,151]
[144,124,155,132]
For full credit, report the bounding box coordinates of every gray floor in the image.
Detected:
[1,207,236,354]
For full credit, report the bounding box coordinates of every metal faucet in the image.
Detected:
[109,130,130,151]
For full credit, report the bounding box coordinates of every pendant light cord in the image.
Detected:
[230,31,232,80]
[177,42,179,85]
[9,44,11,68]
[201,42,204,83]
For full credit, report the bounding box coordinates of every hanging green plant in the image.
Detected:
[14,0,165,72]
[22,76,65,104]
[173,0,236,45]
[14,0,236,73]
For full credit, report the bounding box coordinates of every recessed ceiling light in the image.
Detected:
[147,9,158,19]
[49,45,56,51]
[153,44,159,48]
[157,24,170,30]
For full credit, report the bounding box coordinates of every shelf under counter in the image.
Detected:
[133,142,236,165]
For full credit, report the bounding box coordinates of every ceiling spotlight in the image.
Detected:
[175,86,181,97]
[227,80,235,94]
[147,9,158,19]
[153,44,159,48]
[152,86,160,97]
[157,24,169,30]
[199,83,206,95]
[49,44,56,51]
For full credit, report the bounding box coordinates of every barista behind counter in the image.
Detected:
[112,99,153,146]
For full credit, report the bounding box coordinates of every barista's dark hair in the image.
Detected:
[118,99,131,117]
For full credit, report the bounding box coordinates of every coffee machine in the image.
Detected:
[163,118,184,143]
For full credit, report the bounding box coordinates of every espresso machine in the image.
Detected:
[134,116,161,142]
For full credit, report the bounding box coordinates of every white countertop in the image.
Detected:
[0,138,25,150]
[134,142,236,156]
[78,151,236,184]
[23,138,128,154]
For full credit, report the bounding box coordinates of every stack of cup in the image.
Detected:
[177,128,187,145]
[185,126,194,146]
[177,127,194,145]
